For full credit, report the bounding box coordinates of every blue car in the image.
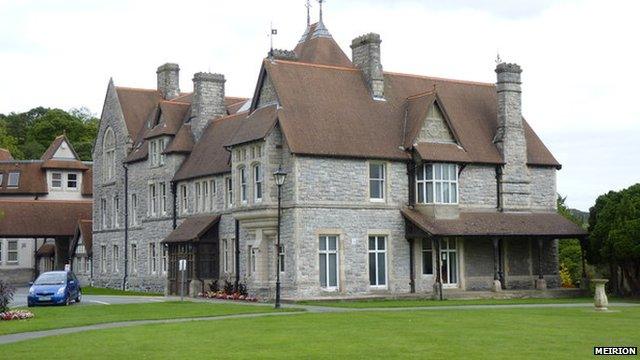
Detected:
[27,271,82,307]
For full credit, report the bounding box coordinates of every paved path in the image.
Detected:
[1,301,638,345]
[11,287,165,307]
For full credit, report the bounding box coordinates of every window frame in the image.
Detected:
[113,196,120,228]
[239,166,247,204]
[103,127,116,181]
[130,193,138,226]
[369,162,386,201]
[318,235,339,291]
[368,235,388,288]
[7,240,18,263]
[416,163,459,205]
[112,244,119,273]
[67,172,78,189]
[100,245,107,273]
[149,242,157,274]
[51,172,63,189]
[278,244,285,273]
[160,182,167,215]
[226,176,233,208]
[130,243,138,274]
[100,198,108,229]
[148,183,157,217]
[179,184,188,214]
[7,172,20,188]
[421,238,434,275]
[253,163,263,202]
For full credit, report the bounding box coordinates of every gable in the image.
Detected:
[256,74,278,109]
[415,102,456,144]
[52,140,77,160]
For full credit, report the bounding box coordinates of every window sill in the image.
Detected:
[369,198,386,203]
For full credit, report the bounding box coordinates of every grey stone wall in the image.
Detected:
[459,165,498,210]
[415,104,455,143]
[156,63,180,100]
[256,75,277,108]
[529,166,557,210]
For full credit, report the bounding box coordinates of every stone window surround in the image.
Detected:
[113,196,119,228]
[366,229,393,290]
[100,244,107,273]
[129,193,139,226]
[252,162,263,203]
[149,242,158,274]
[149,137,167,168]
[112,244,119,273]
[225,176,233,209]
[130,242,138,275]
[367,234,389,289]
[179,184,189,215]
[238,165,248,205]
[103,127,116,182]
[148,182,158,217]
[416,163,459,205]
[367,161,387,202]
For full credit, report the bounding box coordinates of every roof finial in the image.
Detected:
[318,0,324,23]
[495,50,503,65]
[306,0,311,26]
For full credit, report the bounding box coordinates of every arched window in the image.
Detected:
[253,163,263,202]
[103,127,116,181]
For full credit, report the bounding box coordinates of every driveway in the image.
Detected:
[10,287,165,307]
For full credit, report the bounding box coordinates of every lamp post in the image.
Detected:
[273,165,287,309]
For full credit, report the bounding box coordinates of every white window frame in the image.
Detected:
[100,245,107,273]
[149,243,157,274]
[130,243,137,274]
[202,180,209,212]
[209,179,216,210]
[160,182,167,215]
[100,198,108,229]
[130,193,138,226]
[148,183,157,217]
[67,172,78,189]
[416,163,459,204]
[113,196,120,228]
[319,235,339,291]
[195,182,202,213]
[248,246,257,276]
[51,172,63,189]
[7,172,19,187]
[369,162,386,201]
[368,235,388,288]
[7,240,18,263]
[253,163,263,202]
[0,241,3,264]
[162,245,168,274]
[226,176,233,208]
[103,127,116,181]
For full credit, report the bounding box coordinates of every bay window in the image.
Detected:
[416,163,458,204]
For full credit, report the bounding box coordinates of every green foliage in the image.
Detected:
[588,183,640,295]
[556,195,587,286]
[0,107,98,161]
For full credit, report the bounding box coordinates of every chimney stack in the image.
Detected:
[191,72,226,141]
[351,33,384,100]
[156,63,180,100]
[494,62,531,211]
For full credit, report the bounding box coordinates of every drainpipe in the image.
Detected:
[495,165,503,211]
[408,239,415,293]
[171,181,178,230]
[235,219,240,290]
[122,163,129,291]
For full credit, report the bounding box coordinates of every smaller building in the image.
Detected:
[69,220,94,285]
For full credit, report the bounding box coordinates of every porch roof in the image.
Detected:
[162,215,220,243]
[401,207,587,238]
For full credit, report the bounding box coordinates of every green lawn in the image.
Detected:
[81,286,163,296]
[2,306,638,359]
[0,301,290,335]
[297,297,597,308]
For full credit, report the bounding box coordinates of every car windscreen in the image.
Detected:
[34,273,66,285]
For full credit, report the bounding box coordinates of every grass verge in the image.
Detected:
[0,301,294,335]
[1,306,638,358]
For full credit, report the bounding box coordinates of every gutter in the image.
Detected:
[122,163,129,291]
[171,181,177,230]
[235,219,240,290]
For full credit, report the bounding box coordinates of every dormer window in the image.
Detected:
[149,138,166,167]
[67,173,78,189]
[51,172,63,188]
[416,163,458,204]
[7,172,20,188]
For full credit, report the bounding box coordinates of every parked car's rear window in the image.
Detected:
[34,273,66,285]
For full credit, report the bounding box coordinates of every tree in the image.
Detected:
[588,184,640,295]
[0,107,98,161]
[557,195,587,287]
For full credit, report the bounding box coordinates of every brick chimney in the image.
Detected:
[156,63,180,100]
[351,33,384,100]
[191,72,226,141]
[494,62,531,211]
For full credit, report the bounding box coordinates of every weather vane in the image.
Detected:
[269,22,278,57]
[318,0,324,22]
[306,0,311,26]
[495,51,503,65]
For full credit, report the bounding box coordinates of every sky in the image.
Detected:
[0,0,638,211]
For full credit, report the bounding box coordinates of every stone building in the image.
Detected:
[0,135,92,285]
[91,13,585,298]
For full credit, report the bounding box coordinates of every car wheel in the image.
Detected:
[76,291,82,303]
[65,295,71,306]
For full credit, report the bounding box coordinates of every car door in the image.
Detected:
[67,272,77,297]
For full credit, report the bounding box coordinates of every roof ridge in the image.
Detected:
[0,199,92,204]
[115,86,160,92]
[272,59,358,72]
[160,100,190,105]
[406,90,436,101]
[384,71,495,87]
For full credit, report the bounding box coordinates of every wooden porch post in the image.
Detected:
[433,238,443,300]
[535,238,547,290]
[492,237,502,292]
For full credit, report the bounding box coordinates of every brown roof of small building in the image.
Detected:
[41,159,89,170]
[70,219,93,257]
[401,208,587,238]
[0,200,92,237]
[0,162,48,194]
[162,215,220,243]
[293,22,353,68]
[173,112,247,181]
[0,148,13,161]
[37,243,55,257]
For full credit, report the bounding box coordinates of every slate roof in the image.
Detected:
[401,208,587,238]
[162,215,220,243]
[0,200,92,237]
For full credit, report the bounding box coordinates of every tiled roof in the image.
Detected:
[0,200,92,237]
[70,219,93,257]
[401,207,587,238]
[0,148,13,161]
[162,215,220,243]
[293,22,353,67]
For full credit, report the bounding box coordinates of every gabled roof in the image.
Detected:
[0,200,92,237]
[401,207,587,238]
[115,87,163,141]
[70,219,93,257]
[0,162,48,194]
[226,105,278,147]
[0,148,13,161]
[293,22,353,68]
[162,215,220,243]
[37,243,55,257]
[164,124,194,155]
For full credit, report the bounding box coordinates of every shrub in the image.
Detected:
[559,263,574,288]
[0,280,15,313]
[237,283,248,296]
[209,280,219,292]
[223,280,234,294]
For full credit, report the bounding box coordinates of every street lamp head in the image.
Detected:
[273,165,287,186]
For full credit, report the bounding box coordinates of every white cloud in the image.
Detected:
[0,0,638,210]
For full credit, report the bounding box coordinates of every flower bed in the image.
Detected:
[199,291,258,302]
[0,310,35,321]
